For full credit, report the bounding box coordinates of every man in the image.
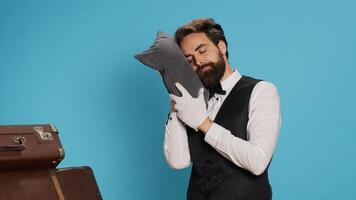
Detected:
[163,18,281,200]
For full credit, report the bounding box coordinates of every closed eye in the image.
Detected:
[186,56,193,63]
[199,48,206,54]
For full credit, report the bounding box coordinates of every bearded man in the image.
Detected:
[164,18,281,200]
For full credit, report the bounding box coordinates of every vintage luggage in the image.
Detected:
[0,166,102,200]
[0,124,64,170]
[0,124,102,200]
[55,166,102,200]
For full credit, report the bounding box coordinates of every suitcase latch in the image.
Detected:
[34,126,54,141]
[13,136,26,145]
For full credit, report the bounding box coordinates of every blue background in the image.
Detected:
[1,0,355,199]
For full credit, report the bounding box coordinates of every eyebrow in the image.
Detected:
[184,44,207,57]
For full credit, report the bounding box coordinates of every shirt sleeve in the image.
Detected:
[163,112,191,169]
[204,81,281,175]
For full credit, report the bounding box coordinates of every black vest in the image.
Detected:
[186,76,272,200]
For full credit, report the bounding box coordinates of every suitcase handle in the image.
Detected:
[0,145,26,152]
[0,136,26,152]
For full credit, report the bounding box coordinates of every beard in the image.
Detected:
[196,53,226,89]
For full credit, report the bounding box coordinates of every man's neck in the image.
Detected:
[221,62,233,81]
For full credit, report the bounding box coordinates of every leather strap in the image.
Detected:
[49,169,65,200]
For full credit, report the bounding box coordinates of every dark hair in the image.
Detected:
[175,18,229,58]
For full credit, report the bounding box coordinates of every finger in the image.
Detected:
[169,94,178,101]
[170,94,182,104]
[174,103,183,112]
[198,87,204,96]
[197,87,206,101]
[175,82,189,97]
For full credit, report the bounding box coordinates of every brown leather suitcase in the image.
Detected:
[0,166,102,200]
[0,124,64,170]
[55,166,103,200]
[0,124,102,199]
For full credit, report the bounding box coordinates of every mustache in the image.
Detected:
[197,62,214,72]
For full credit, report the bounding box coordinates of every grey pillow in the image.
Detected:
[134,31,209,103]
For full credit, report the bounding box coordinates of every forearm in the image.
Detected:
[198,116,272,175]
[204,123,277,176]
[163,112,191,169]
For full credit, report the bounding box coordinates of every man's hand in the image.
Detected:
[169,83,209,131]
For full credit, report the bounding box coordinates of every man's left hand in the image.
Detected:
[170,83,208,131]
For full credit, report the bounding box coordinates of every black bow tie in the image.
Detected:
[208,83,226,99]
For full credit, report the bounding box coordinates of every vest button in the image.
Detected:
[206,176,211,181]
[206,159,211,164]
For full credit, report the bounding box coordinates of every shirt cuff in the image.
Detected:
[204,122,225,148]
[166,112,177,125]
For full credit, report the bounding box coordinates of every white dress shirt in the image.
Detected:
[163,70,281,176]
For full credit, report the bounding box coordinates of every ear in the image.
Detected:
[217,40,227,55]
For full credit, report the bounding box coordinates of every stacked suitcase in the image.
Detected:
[0,124,102,200]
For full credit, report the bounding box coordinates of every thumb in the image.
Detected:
[175,82,189,97]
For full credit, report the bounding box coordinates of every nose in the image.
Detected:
[195,55,205,67]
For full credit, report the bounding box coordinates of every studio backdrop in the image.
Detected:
[0,0,355,199]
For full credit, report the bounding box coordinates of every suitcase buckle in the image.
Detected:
[34,126,54,141]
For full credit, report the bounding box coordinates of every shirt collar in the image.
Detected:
[220,69,241,93]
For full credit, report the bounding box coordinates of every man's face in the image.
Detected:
[180,32,226,89]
